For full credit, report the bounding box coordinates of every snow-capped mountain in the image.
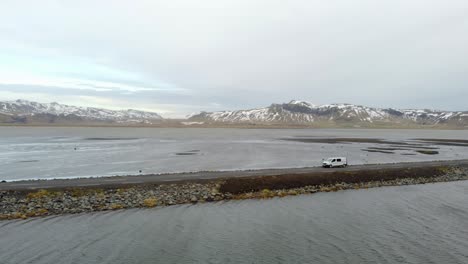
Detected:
[0,99,163,123]
[189,100,468,127]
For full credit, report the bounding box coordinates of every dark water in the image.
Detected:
[1,181,468,264]
[1,127,468,181]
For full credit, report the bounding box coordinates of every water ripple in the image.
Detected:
[1,181,468,263]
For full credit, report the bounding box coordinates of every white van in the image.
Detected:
[322,157,348,168]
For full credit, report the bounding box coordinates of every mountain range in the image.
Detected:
[0,99,162,125]
[188,100,468,128]
[1,99,467,128]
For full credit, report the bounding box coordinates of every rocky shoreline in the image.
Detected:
[1,166,468,220]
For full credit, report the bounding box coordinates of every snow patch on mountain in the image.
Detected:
[0,99,163,123]
[189,100,468,126]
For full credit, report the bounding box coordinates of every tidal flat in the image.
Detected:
[1,127,468,181]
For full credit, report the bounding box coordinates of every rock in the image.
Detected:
[2,167,468,220]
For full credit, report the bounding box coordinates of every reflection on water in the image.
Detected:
[1,181,468,264]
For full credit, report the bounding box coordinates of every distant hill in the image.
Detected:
[0,99,163,125]
[3,99,467,128]
[189,100,468,128]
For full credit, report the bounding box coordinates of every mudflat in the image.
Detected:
[2,127,468,181]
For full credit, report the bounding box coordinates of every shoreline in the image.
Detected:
[1,162,468,220]
[2,159,468,191]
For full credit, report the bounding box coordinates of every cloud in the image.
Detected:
[0,0,467,115]
[0,74,186,93]
[0,51,187,94]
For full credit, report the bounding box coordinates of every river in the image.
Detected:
[1,180,467,263]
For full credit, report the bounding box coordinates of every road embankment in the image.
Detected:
[1,160,468,220]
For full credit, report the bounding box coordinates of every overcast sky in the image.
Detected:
[1,0,467,117]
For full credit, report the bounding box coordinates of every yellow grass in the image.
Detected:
[143,198,158,207]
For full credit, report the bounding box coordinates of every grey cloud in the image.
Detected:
[0,0,467,116]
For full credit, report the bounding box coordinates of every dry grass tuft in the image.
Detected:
[143,198,158,207]
[26,189,51,199]
[260,189,274,199]
[110,203,124,210]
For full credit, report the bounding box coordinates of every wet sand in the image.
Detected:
[3,128,468,181]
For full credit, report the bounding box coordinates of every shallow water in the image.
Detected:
[1,181,468,264]
[0,127,467,181]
